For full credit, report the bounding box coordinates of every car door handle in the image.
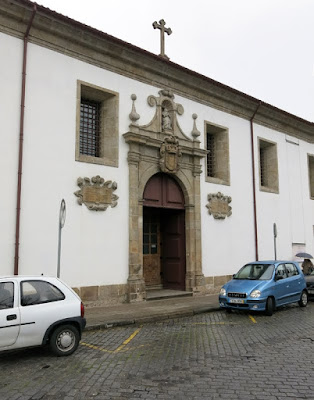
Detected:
[7,314,17,321]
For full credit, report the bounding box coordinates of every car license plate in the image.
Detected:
[229,298,244,304]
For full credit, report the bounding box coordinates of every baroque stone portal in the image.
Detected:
[206,192,232,219]
[74,175,118,211]
[124,89,207,302]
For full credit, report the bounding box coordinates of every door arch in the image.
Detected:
[143,173,186,290]
[143,173,185,209]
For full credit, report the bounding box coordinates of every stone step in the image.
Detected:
[146,289,193,301]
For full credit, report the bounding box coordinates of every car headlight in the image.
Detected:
[250,290,261,298]
[220,288,226,296]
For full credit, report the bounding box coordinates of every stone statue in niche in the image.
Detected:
[162,107,172,131]
[74,175,118,211]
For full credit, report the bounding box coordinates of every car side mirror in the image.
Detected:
[275,275,283,281]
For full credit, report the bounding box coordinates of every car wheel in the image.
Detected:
[50,324,80,356]
[299,290,308,307]
[265,297,275,316]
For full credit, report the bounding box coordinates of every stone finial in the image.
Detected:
[152,19,172,60]
[191,113,200,140]
[129,94,140,125]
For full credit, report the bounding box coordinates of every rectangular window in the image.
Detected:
[308,154,314,199]
[76,81,119,167]
[205,122,230,185]
[206,133,216,177]
[258,138,279,193]
[80,99,101,157]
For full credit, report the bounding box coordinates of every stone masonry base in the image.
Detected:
[73,275,232,308]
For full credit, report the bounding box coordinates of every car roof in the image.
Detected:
[0,276,59,281]
[245,260,299,265]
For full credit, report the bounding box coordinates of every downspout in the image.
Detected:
[14,4,37,275]
[250,101,262,261]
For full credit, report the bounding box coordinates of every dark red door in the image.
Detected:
[143,173,186,291]
[161,209,186,290]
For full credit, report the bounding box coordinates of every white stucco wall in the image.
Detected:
[0,33,23,276]
[16,42,160,287]
[2,30,314,288]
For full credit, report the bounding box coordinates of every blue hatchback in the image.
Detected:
[219,261,308,316]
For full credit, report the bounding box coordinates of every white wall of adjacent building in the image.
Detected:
[1,30,314,287]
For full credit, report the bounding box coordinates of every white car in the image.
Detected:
[0,276,86,356]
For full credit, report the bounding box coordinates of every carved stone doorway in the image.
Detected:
[143,173,186,291]
[124,89,207,302]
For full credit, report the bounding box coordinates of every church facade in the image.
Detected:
[1,0,314,305]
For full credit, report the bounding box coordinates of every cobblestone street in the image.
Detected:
[1,303,314,400]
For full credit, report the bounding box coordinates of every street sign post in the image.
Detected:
[57,199,66,278]
[273,223,277,260]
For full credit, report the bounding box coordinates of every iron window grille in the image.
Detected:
[260,146,266,187]
[207,133,215,177]
[80,99,101,157]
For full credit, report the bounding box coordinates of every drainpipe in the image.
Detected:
[14,4,37,275]
[250,101,262,261]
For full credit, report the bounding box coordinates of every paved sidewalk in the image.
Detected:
[84,293,220,330]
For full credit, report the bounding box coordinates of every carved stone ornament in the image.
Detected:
[206,192,232,219]
[160,136,182,173]
[129,94,140,126]
[74,176,118,211]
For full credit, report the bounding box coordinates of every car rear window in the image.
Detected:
[21,280,65,306]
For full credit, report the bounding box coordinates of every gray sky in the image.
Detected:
[37,0,314,122]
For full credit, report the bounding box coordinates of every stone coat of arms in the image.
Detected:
[206,192,232,219]
[74,175,118,211]
[160,136,182,173]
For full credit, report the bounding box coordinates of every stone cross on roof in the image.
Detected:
[152,19,172,60]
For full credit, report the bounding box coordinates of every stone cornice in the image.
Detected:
[2,0,314,142]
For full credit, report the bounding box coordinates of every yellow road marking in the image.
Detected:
[115,327,142,352]
[249,315,257,323]
[81,326,142,354]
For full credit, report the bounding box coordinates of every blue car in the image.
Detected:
[219,261,308,316]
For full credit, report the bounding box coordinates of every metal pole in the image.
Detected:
[273,223,277,260]
[57,199,66,278]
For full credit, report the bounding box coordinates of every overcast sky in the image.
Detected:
[37,0,314,122]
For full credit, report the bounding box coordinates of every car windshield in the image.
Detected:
[233,264,274,280]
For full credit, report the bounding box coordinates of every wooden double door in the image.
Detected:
[143,173,186,291]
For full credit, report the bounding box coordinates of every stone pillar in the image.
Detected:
[192,141,205,291]
[194,174,205,288]
[184,204,195,290]
[127,147,146,302]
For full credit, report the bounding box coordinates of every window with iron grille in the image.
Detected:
[205,122,230,185]
[206,133,215,177]
[76,81,119,167]
[80,99,101,157]
[308,154,314,199]
[258,138,278,193]
[260,146,266,187]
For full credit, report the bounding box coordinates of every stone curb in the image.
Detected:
[85,305,221,331]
